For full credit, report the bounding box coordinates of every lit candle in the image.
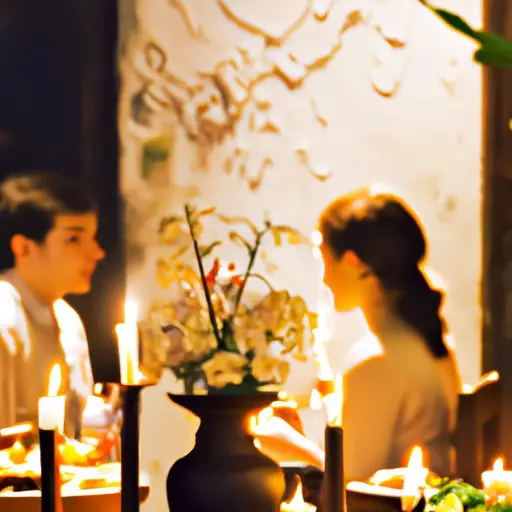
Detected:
[322,374,345,512]
[116,300,144,512]
[401,446,428,512]
[116,299,140,385]
[38,364,66,433]
[281,480,317,511]
[482,457,512,496]
[38,363,64,512]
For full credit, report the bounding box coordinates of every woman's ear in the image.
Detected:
[343,250,372,278]
[342,250,363,267]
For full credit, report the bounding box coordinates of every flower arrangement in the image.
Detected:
[149,205,316,394]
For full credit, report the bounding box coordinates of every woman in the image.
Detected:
[255,187,461,480]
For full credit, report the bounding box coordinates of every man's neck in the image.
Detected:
[12,266,61,306]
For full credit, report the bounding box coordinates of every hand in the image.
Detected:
[252,409,325,469]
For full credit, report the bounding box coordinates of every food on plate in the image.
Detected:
[369,468,448,489]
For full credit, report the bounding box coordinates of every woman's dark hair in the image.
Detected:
[319,187,449,359]
[0,171,97,269]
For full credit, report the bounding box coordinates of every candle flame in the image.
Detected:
[323,374,343,427]
[287,481,307,507]
[281,480,317,511]
[493,457,505,472]
[124,298,138,324]
[48,363,62,397]
[401,446,427,512]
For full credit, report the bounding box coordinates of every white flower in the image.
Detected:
[201,351,248,389]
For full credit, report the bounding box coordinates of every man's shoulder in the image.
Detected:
[53,300,85,334]
[0,279,23,325]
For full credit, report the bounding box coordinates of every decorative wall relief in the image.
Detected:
[123,0,432,189]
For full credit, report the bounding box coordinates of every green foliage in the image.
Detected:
[419,0,512,69]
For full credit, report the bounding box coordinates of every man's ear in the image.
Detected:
[10,234,34,260]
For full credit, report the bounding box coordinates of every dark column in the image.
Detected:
[482,0,512,459]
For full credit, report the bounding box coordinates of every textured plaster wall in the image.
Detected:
[118,1,483,510]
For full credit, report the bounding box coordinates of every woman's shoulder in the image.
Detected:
[342,332,386,375]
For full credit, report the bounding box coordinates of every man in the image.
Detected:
[0,171,105,436]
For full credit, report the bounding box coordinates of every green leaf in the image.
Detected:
[220,320,239,352]
[141,134,172,179]
[419,0,512,69]
[229,230,252,251]
[199,241,222,258]
[474,46,512,68]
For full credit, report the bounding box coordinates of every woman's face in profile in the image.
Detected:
[320,243,363,312]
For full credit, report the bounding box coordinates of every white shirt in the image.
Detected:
[0,270,94,431]
[342,327,461,480]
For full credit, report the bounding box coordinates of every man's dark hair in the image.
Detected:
[0,171,97,269]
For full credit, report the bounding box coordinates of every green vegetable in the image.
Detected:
[427,481,486,512]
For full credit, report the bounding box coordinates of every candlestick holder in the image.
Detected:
[323,425,346,512]
[39,428,62,512]
[120,382,154,512]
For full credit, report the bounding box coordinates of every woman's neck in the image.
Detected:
[360,292,405,338]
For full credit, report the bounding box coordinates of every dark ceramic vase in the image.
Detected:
[166,392,285,512]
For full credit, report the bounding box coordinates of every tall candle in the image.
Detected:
[38,364,66,434]
[116,299,140,385]
[322,374,345,512]
[38,363,64,512]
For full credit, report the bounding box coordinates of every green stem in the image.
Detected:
[184,205,222,345]
[232,229,268,317]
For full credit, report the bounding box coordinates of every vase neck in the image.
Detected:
[195,411,255,452]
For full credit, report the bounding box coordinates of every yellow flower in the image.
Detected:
[201,351,248,388]
[251,352,290,384]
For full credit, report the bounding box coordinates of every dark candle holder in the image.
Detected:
[120,382,154,512]
[323,425,346,512]
[39,428,62,512]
